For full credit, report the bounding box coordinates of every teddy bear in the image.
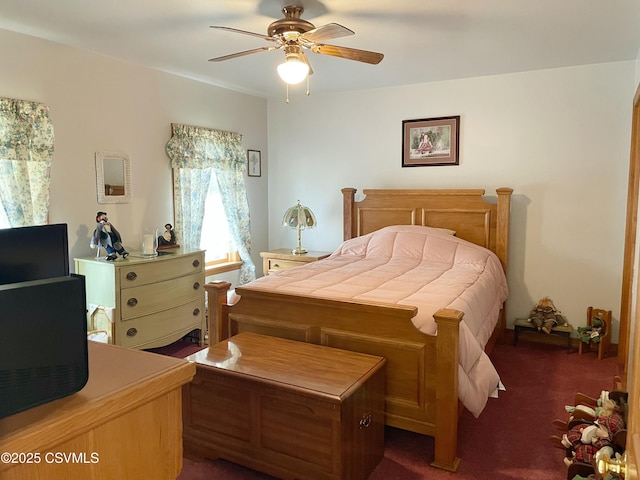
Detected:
[527,296,564,333]
[577,317,605,345]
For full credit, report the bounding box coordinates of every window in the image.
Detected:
[0,208,9,228]
[166,123,255,285]
[200,172,241,274]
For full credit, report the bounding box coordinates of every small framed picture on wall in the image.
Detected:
[402,116,460,167]
[247,150,261,177]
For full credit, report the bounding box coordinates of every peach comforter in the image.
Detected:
[242,225,509,416]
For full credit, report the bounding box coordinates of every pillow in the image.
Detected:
[431,227,457,236]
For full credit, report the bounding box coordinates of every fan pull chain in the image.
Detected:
[306,75,310,96]
[285,83,289,104]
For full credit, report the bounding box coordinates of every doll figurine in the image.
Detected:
[158,223,176,246]
[559,400,625,467]
[527,296,563,334]
[157,223,179,250]
[90,211,129,261]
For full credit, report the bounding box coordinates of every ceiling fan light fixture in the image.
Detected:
[277,46,309,85]
[277,60,308,84]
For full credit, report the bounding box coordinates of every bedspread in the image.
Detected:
[242,225,509,416]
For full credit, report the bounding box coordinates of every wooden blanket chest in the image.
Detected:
[183,332,386,480]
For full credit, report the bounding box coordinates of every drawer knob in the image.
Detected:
[359,413,372,429]
[127,297,138,307]
[126,272,137,281]
[192,259,200,268]
[193,282,200,290]
[126,328,137,337]
[193,308,200,316]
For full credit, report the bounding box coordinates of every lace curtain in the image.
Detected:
[166,123,255,285]
[0,97,54,226]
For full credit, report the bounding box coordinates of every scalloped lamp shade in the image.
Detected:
[282,200,316,254]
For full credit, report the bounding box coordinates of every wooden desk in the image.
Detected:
[0,341,195,480]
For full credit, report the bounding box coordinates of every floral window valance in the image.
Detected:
[166,123,245,172]
[0,97,54,163]
[0,97,54,227]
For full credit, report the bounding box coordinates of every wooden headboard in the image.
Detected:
[342,187,513,271]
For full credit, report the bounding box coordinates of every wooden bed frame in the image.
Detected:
[204,187,513,472]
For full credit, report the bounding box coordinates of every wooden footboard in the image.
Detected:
[204,282,463,472]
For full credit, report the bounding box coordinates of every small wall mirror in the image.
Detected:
[95,151,131,204]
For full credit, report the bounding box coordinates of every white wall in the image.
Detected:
[0,29,269,282]
[2,27,636,340]
[267,61,637,340]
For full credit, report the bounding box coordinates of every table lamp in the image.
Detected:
[282,200,316,254]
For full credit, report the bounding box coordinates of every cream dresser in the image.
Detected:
[74,249,206,349]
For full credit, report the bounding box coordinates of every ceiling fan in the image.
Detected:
[209,5,384,87]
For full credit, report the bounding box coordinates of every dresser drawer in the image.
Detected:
[118,298,204,349]
[119,253,203,287]
[121,271,204,320]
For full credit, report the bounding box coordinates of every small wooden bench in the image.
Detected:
[513,318,573,353]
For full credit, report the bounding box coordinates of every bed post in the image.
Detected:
[431,308,462,472]
[495,187,513,272]
[203,281,232,344]
[342,187,357,240]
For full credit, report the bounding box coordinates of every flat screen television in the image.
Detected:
[0,223,70,285]
[0,222,88,419]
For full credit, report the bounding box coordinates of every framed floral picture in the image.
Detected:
[402,116,460,167]
[247,149,261,177]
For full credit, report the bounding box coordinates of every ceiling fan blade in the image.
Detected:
[209,46,279,62]
[300,50,314,76]
[300,23,354,43]
[209,25,275,42]
[311,44,384,64]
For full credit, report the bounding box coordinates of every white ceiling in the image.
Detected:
[1,0,639,98]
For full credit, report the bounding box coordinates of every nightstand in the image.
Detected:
[260,248,332,275]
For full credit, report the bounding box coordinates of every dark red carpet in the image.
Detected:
[150,338,621,480]
[146,339,204,358]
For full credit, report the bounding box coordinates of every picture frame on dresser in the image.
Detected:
[247,149,261,177]
[402,116,460,167]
